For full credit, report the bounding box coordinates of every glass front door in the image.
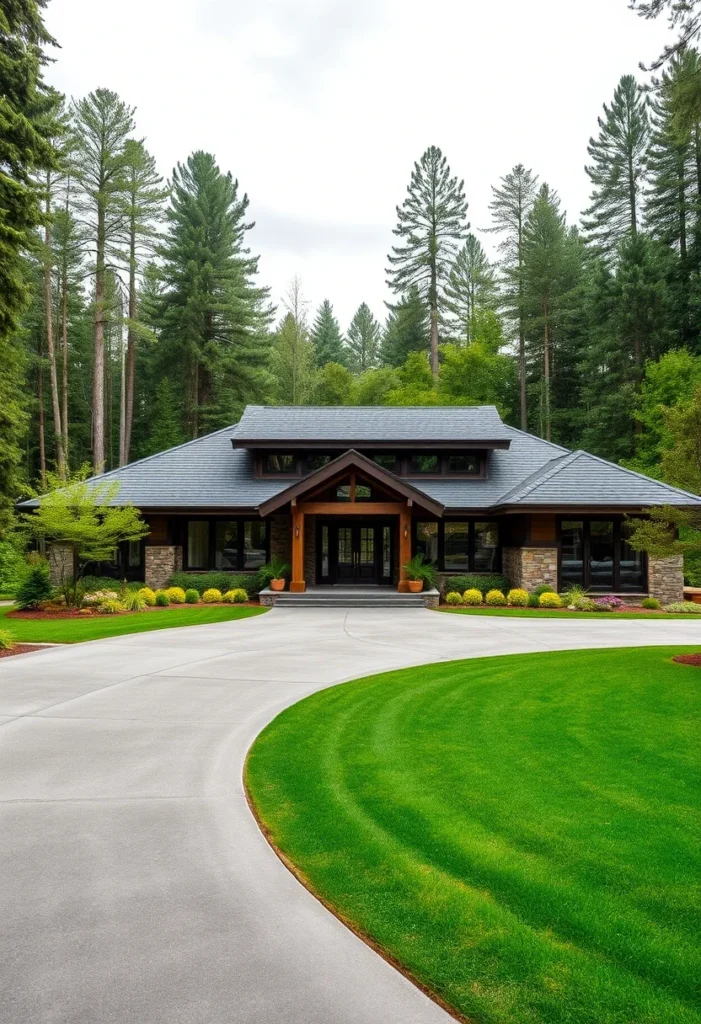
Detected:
[318,520,393,585]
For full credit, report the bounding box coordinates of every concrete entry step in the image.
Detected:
[262,586,439,609]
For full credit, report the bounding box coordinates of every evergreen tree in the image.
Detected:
[0,0,57,523]
[386,146,468,376]
[583,75,649,257]
[488,164,539,429]
[120,139,168,464]
[145,379,186,455]
[71,88,135,473]
[380,286,430,367]
[157,151,272,435]
[444,233,498,342]
[346,302,381,373]
[522,185,583,441]
[310,299,346,366]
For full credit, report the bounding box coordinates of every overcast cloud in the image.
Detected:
[44,0,669,329]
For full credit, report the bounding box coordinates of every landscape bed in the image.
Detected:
[247,646,701,1024]
[440,604,701,619]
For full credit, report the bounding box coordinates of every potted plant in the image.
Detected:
[260,556,290,592]
[401,553,439,594]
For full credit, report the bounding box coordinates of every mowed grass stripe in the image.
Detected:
[246,647,701,1024]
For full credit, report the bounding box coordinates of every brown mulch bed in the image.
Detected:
[7,602,260,620]
[672,653,701,667]
[0,644,51,658]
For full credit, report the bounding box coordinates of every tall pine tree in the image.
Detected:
[387,146,468,377]
[157,151,272,436]
[583,75,649,257]
[346,302,381,373]
[310,299,345,366]
[488,164,539,429]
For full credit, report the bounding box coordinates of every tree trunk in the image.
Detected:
[93,204,106,474]
[430,307,439,378]
[123,213,137,465]
[628,150,637,238]
[37,343,46,489]
[119,335,126,466]
[44,179,66,479]
[61,262,69,463]
[518,205,527,431]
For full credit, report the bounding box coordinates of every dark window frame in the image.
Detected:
[257,450,487,479]
[412,518,501,573]
[557,516,647,593]
[184,516,270,572]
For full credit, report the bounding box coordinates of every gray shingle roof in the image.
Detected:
[17,408,701,510]
[231,404,513,443]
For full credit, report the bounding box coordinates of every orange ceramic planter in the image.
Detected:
[407,580,424,593]
[270,579,285,592]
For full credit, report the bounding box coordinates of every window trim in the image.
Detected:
[184,516,269,572]
[256,450,487,479]
[557,517,647,593]
[413,518,501,574]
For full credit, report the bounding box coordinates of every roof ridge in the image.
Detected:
[497,451,579,505]
[503,424,571,453]
[238,404,499,411]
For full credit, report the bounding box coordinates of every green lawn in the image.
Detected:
[441,605,700,619]
[247,647,701,1024]
[0,604,266,643]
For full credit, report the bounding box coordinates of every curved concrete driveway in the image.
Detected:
[2,608,699,1024]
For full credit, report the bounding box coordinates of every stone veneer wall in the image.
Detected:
[501,546,558,591]
[304,515,316,584]
[47,543,75,586]
[269,516,292,565]
[647,553,684,605]
[145,545,183,589]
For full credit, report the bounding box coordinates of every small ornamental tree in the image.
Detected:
[23,474,148,606]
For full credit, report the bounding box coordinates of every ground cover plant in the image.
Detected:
[247,647,701,1024]
[0,604,265,643]
[440,605,699,619]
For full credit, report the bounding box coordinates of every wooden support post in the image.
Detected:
[290,507,306,592]
[398,505,412,592]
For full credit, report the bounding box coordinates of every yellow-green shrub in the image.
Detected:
[445,591,463,606]
[222,588,249,604]
[138,587,156,606]
[98,598,126,615]
[123,589,147,612]
[202,588,222,604]
[485,589,506,606]
[539,591,563,608]
[166,586,186,604]
[507,588,529,607]
[462,588,482,605]
[155,590,170,606]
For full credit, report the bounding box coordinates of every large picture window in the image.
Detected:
[558,519,645,592]
[414,520,500,573]
[187,519,268,572]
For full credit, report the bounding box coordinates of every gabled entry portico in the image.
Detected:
[258,449,444,592]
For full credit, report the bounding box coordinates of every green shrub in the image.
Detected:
[539,591,563,608]
[168,571,264,597]
[507,588,529,607]
[165,586,186,604]
[15,563,53,610]
[155,591,170,606]
[82,589,119,608]
[577,598,599,612]
[445,591,463,606]
[663,601,701,614]
[138,587,156,606]
[123,589,147,612]
[202,588,222,604]
[232,588,248,603]
[97,598,126,615]
[0,538,29,596]
[0,629,16,650]
[533,583,556,597]
[642,597,661,610]
[462,588,482,605]
[527,591,540,607]
[447,573,509,596]
[485,589,506,606]
[185,588,200,604]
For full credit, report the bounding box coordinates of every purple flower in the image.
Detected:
[594,595,624,609]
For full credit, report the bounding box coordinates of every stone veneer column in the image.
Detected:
[145,545,183,589]
[303,515,316,585]
[501,546,558,591]
[269,516,292,565]
[647,553,684,605]
[47,543,75,587]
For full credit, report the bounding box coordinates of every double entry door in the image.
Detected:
[318,520,394,586]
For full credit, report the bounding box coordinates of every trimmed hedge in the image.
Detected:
[443,573,509,595]
[168,570,264,597]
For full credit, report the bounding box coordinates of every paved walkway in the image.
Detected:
[1,608,699,1024]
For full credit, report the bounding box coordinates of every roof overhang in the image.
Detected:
[258,449,445,518]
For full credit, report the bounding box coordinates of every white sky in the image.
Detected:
[44,0,670,331]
